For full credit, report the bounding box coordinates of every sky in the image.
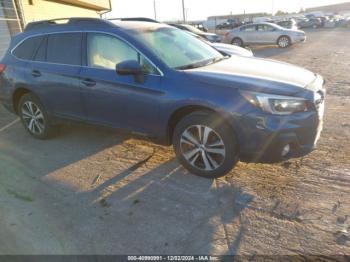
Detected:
[106,0,350,21]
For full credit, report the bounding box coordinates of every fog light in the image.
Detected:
[281,144,291,157]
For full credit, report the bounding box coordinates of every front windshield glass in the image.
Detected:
[182,24,205,35]
[134,27,224,69]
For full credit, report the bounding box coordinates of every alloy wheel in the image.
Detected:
[180,125,226,171]
[278,37,289,48]
[21,101,45,135]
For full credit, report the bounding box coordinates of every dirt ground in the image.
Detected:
[0,28,349,256]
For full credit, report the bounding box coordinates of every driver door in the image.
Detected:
[79,33,163,135]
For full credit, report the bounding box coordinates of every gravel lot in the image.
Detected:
[0,28,349,255]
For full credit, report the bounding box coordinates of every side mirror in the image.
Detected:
[116,60,144,83]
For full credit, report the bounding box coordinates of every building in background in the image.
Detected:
[306,1,350,16]
[0,0,111,58]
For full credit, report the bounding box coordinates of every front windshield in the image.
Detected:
[134,27,224,69]
[182,24,205,35]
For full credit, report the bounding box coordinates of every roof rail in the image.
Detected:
[108,17,160,23]
[24,17,114,32]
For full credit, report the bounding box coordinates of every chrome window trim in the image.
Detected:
[10,30,164,77]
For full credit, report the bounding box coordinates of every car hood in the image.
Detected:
[211,43,253,57]
[185,56,317,95]
[201,32,217,37]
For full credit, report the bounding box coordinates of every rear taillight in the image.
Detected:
[0,64,5,74]
[224,31,230,37]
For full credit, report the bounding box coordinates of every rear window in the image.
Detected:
[12,36,44,60]
[46,33,82,65]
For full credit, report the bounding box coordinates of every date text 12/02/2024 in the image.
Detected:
[127,256,219,261]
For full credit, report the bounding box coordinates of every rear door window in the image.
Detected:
[46,33,82,65]
[13,36,44,60]
[33,37,47,62]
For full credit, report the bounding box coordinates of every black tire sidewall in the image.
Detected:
[172,112,239,178]
[232,38,243,47]
[18,93,52,139]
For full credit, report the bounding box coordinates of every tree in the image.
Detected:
[275,10,287,16]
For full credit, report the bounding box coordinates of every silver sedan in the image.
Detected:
[222,22,306,48]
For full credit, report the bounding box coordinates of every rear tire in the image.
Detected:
[231,37,243,47]
[172,111,239,178]
[18,93,55,139]
[277,35,291,48]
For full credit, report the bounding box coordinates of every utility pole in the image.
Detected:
[271,0,275,16]
[154,0,157,20]
[182,0,186,23]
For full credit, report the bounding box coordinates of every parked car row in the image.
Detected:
[276,15,350,29]
[216,19,243,30]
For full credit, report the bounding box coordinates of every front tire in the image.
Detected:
[231,37,243,47]
[18,93,55,139]
[277,36,291,48]
[173,111,239,178]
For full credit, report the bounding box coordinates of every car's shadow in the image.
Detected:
[251,45,296,58]
[0,114,253,254]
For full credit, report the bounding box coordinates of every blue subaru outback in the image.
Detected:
[0,18,325,178]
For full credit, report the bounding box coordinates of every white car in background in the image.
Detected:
[211,42,254,57]
[223,22,306,48]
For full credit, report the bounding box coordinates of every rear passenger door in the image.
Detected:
[28,32,85,120]
[239,25,257,44]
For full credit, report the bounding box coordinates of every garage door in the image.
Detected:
[0,0,21,59]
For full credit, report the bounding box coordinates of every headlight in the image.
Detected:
[240,91,309,115]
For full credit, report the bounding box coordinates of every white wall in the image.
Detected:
[0,8,12,59]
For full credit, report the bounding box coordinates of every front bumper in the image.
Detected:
[237,90,325,163]
[292,35,307,44]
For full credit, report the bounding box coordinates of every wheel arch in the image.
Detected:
[231,37,243,46]
[166,105,239,148]
[277,35,291,46]
[12,87,32,114]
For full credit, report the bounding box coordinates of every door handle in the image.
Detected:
[31,70,41,77]
[81,78,96,87]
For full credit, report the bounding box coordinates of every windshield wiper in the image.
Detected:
[175,56,227,70]
[205,56,226,66]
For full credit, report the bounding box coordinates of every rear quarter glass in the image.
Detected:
[12,36,44,60]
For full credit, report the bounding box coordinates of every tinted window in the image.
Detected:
[47,33,82,65]
[13,36,44,60]
[33,37,47,62]
[241,25,256,32]
[87,33,157,74]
